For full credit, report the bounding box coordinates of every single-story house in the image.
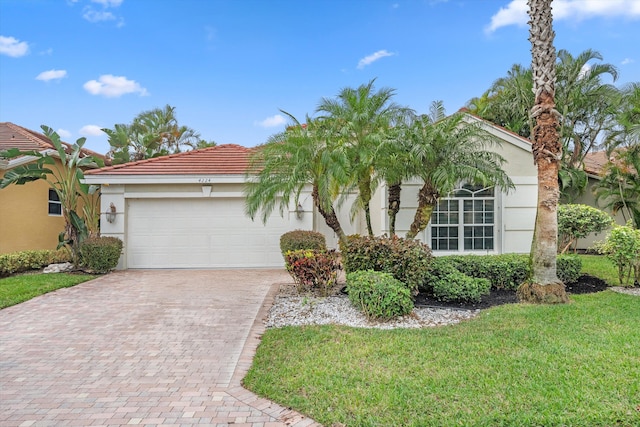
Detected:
[0,122,104,254]
[84,113,541,269]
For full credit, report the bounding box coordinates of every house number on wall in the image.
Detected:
[197,178,212,183]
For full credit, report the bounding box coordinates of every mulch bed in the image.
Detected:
[414,274,609,310]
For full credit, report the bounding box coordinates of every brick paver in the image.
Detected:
[0,270,321,427]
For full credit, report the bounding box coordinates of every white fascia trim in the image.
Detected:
[2,149,58,169]
[83,174,247,185]
[464,114,533,153]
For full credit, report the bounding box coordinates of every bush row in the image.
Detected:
[0,249,70,277]
[1,237,123,277]
[442,254,582,290]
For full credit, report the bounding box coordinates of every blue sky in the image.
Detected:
[1,0,638,155]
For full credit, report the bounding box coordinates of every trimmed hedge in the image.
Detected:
[556,254,582,284]
[340,235,432,295]
[280,230,327,255]
[79,237,123,273]
[441,254,583,290]
[423,257,491,303]
[445,254,529,291]
[284,249,340,296]
[0,249,71,277]
[346,270,414,320]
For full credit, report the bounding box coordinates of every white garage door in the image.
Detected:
[127,198,291,268]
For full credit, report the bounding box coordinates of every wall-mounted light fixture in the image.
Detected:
[295,203,304,220]
[106,202,117,223]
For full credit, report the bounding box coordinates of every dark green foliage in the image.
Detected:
[0,249,71,277]
[279,230,327,255]
[340,235,432,295]
[423,257,491,303]
[558,204,613,253]
[556,255,582,284]
[284,249,340,296]
[346,270,414,320]
[445,254,530,290]
[79,237,123,273]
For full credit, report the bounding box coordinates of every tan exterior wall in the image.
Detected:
[0,159,100,254]
[0,166,66,253]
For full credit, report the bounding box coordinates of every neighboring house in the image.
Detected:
[84,114,540,269]
[0,122,104,254]
[573,150,629,250]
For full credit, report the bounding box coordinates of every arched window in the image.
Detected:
[430,184,495,252]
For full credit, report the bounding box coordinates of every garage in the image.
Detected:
[126,198,292,269]
[83,144,315,269]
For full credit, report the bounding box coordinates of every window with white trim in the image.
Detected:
[48,189,62,216]
[430,184,495,252]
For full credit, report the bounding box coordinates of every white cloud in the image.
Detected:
[36,69,68,82]
[255,114,287,128]
[92,0,123,6]
[622,58,635,65]
[486,0,640,34]
[83,74,149,98]
[83,9,116,23]
[0,35,29,57]
[57,129,72,138]
[79,125,105,137]
[357,50,395,69]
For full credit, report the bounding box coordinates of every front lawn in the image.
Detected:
[245,291,640,426]
[0,273,96,309]
[580,254,624,286]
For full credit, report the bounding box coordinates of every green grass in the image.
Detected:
[579,254,621,286]
[0,273,96,309]
[245,292,640,426]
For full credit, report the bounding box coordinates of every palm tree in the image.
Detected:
[517,0,568,303]
[316,79,408,236]
[404,102,514,239]
[594,146,640,229]
[104,105,202,163]
[244,113,349,242]
[555,49,620,168]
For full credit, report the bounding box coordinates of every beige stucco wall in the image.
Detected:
[0,164,66,253]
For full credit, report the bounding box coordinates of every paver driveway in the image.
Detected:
[0,270,320,427]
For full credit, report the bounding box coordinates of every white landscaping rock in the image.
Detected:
[265,294,480,330]
[43,262,74,274]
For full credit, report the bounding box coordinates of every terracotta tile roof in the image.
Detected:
[0,122,107,162]
[583,150,609,176]
[85,144,252,175]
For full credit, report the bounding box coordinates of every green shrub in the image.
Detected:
[0,249,71,277]
[558,204,613,254]
[280,230,327,255]
[284,249,340,296]
[556,255,582,284]
[445,254,529,290]
[79,237,123,273]
[423,257,491,303]
[346,270,414,320]
[340,235,432,295]
[595,222,640,286]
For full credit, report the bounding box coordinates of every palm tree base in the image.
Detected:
[516,281,569,304]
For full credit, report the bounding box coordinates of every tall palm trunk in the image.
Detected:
[387,182,402,236]
[517,0,568,303]
[358,176,375,237]
[312,184,346,244]
[406,182,438,239]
